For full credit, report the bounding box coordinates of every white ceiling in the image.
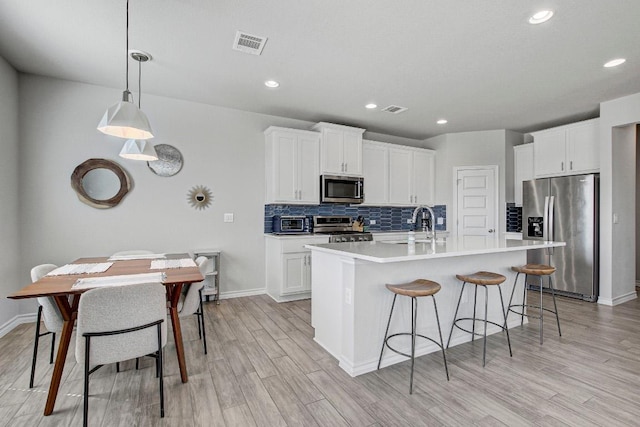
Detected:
[1,0,639,140]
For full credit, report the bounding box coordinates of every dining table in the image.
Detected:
[7,253,204,416]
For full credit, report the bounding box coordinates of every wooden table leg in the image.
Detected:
[44,294,78,416]
[167,283,188,383]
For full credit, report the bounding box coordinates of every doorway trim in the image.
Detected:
[452,165,499,237]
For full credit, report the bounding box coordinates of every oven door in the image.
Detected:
[321,175,364,204]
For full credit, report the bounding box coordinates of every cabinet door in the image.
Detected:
[321,128,344,174]
[514,144,534,205]
[342,131,363,175]
[297,135,320,203]
[533,130,566,177]
[566,120,599,173]
[412,150,435,205]
[271,132,298,201]
[282,252,308,295]
[388,148,413,205]
[362,142,389,205]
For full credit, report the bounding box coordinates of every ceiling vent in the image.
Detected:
[233,31,268,55]
[381,105,408,114]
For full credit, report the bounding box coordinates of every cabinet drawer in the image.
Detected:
[281,237,328,253]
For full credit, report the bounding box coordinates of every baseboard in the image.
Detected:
[0,313,37,338]
[217,287,266,300]
[598,291,637,306]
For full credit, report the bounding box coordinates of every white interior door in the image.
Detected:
[455,167,498,237]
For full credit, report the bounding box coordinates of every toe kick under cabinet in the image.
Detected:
[265,235,329,302]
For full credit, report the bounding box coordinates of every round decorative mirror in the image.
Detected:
[71,159,131,209]
[187,185,213,210]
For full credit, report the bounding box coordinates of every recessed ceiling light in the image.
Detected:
[528,10,554,24]
[437,119,448,125]
[264,80,280,88]
[604,58,626,68]
[365,103,377,109]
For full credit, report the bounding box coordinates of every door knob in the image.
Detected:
[488,229,495,233]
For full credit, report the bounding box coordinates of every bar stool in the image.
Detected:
[377,279,449,394]
[507,264,561,344]
[447,271,512,367]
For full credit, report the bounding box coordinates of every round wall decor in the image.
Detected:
[70,158,131,209]
[147,144,183,177]
[187,185,213,210]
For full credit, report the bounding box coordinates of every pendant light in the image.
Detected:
[119,51,158,160]
[97,0,154,140]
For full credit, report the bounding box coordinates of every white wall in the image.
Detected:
[599,92,640,305]
[0,56,20,331]
[425,129,523,234]
[16,74,319,313]
[14,75,426,318]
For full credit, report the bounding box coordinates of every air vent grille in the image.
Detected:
[381,105,408,114]
[233,31,268,55]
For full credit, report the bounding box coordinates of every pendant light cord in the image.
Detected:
[138,59,142,108]
[125,0,130,94]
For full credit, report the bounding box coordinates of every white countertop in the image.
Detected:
[305,237,565,263]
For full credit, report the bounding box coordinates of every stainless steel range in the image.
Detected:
[313,215,373,243]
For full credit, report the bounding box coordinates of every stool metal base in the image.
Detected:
[506,272,561,344]
[377,294,449,394]
[446,281,512,367]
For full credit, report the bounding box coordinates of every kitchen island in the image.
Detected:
[306,236,565,376]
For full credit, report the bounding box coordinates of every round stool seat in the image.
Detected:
[511,264,555,276]
[455,271,506,286]
[386,279,441,298]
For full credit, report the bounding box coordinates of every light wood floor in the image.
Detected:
[2,291,640,426]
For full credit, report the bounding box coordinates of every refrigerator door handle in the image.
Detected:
[548,196,555,241]
[543,196,550,240]
[548,196,555,256]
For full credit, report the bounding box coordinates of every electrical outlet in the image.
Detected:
[224,213,234,223]
[369,219,377,225]
[345,288,352,305]
[406,219,412,224]
[437,217,444,225]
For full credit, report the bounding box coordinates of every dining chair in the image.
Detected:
[177,256,209,354]
[29,264,63,389]
[111,250,154,256]
[75,283,167,427]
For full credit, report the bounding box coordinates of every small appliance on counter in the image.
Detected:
[272,215,310,234]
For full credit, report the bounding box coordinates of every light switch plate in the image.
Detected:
[437,217,444,225]
[224,213,234,222]
[369,220,377,225]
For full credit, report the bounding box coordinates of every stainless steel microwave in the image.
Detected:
[320,175,364,204]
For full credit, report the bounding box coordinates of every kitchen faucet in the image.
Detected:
[411,205,437,240]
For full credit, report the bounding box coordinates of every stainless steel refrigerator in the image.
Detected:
[522,174,599,301]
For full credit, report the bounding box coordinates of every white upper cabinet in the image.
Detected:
[513,143,534,205]
[362,140,389,205]
[388,145,436,206]
[312,122,365,176]
[265,127,320,204]
[532,118,599,178]
[388,147,413,205]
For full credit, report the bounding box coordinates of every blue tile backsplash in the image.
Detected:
[264,204,447,233]
[506,203,522,232]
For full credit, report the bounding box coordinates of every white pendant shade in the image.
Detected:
[119,139,158,161]
[97,91,154,140]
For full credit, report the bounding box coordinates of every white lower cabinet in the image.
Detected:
[265,235,328,302]
[282,252,312,295]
